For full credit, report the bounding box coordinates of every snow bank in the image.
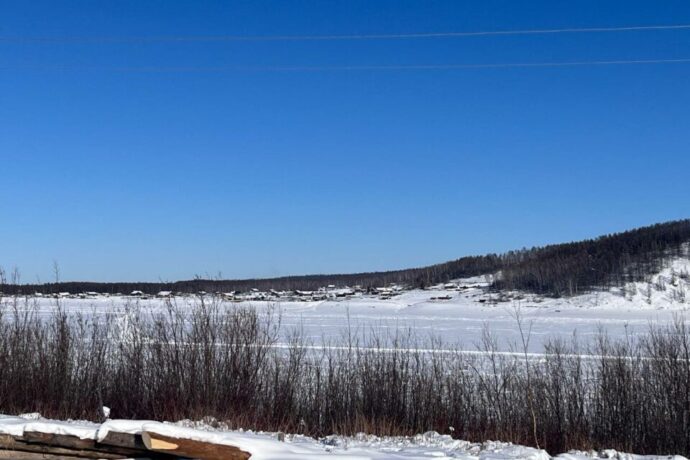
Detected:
[0,413,100,439]
[1,413,687,459]
[0,415,30,437]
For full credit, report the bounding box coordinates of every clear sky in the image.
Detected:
[1,1,689,283]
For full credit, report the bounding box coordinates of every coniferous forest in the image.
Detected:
[2,219,689,298]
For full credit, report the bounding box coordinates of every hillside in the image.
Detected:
[494,219,690,296]
[2,219,689,297]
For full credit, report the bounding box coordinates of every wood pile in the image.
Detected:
[0,427,251,460]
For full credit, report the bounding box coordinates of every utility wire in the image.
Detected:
[2,24,690,43]
[2,58,690,72]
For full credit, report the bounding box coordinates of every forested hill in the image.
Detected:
[3,219,689,298]
[493,219,690,296]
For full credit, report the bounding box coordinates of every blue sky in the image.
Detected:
[1,1,689,282]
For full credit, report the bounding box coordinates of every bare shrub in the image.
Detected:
[1,298,690,455]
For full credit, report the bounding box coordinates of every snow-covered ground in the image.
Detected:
[2,261,689,458]
[4,258,689,353]
[0,413,684,460]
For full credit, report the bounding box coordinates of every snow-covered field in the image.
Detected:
[0,413,685,460]
[5,259,690,353]
[2,260,690,458]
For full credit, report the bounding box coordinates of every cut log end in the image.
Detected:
[143,435,179,451]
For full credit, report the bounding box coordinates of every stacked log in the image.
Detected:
[143,431,250,460]
[0,425,251,460]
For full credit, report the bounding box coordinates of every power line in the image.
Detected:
[2,58,690,72]
[2,24,690,43]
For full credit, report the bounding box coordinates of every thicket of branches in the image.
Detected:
[2,298,690,456]
[1,219,689,297]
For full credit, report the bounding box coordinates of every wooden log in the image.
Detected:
[0,453,158,460]
[0,433,143,459]
[22,432,96,450]
[14,431,184,460]
[0,449,90,459]
[97,432,190,459]
[142,431,251,460]
[98,431,147,450]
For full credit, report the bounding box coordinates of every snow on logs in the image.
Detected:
[0,416,252,460]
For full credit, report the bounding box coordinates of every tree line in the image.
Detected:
[1,219,688,297]
[494,219,690,296]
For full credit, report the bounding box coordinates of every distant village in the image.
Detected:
[21,281,484,302]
